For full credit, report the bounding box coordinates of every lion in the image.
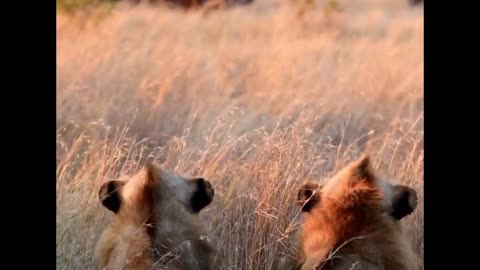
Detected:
[296,155,421,270]
[95,163,215,270]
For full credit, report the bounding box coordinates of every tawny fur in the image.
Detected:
[297,155,421,270]
[95,164,215,270]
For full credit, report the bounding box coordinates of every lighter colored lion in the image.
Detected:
[95,163,215,270]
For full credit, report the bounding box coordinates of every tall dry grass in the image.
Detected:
[56,1,423,269]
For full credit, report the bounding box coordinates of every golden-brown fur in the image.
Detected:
[95,163,215,270]
[296,155,421,270]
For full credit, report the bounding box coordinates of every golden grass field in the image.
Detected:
[56,0,423,269]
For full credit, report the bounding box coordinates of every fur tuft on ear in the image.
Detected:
[143,162,159,183]
[351,155,375,182]
[390,185,418,220]
[98,180,125,213]
[297,183,321,212]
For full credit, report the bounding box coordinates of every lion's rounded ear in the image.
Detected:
[390,185,418,220]
[297,183,321,212]
[98,180,125,214]
[189,178,215,214]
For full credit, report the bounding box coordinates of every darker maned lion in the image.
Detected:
[296,155,421,270]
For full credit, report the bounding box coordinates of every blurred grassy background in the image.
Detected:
[56,0,423,269]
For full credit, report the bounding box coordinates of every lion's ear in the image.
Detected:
[390,185,418,220]
[297,183,321,212]
[98,180,125,213]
